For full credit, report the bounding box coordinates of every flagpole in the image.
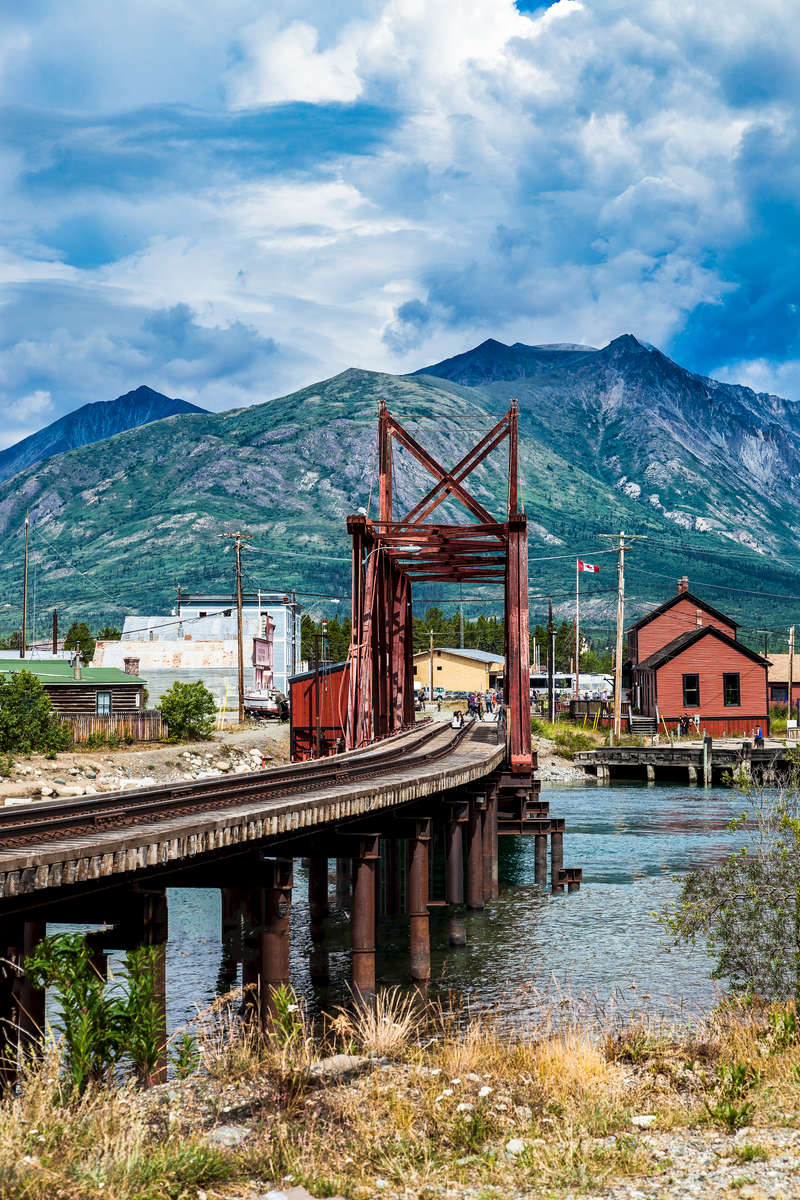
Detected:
[574,558,579,700]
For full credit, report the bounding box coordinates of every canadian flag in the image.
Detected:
[577,559,599,573]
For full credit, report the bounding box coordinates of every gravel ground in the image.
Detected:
[0,724,291,803]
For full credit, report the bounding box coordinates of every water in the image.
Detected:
[53,782,749,1032]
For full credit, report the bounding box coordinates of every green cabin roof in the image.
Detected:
[0,660,145,686]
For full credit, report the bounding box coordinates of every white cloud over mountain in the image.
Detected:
[0,0,799,420]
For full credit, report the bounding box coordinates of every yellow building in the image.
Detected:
[412,647,505,695]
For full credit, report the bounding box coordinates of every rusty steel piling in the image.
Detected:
[466,795,485,911]
[260,859,293,1023]
[352,836,380,1003]
[408,818,431,982]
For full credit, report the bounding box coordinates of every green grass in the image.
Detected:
[531,716,599,757]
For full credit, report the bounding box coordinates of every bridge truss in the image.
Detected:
[346,399,532,776]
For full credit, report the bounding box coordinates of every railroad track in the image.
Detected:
[0,719,474,850]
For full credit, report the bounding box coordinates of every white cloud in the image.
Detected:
[2,0,800,422]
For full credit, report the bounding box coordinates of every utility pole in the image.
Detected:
[20,508,29,659]
[790,625,795,723]
[176,585,182,616]
[291,587,298,677]
[547,598,555,723]
[429,628,434,702]
[459,583,464,649]
[52,609,58,656]
[598,530,641,739]
[223,530,252,724]
[310,631,323,757]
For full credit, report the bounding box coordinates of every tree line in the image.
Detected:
[301,609,612,672]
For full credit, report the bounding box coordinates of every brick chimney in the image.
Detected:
[123,657,140,677]
[677,576,689,594]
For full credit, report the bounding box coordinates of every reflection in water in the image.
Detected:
[61,783,752,1033]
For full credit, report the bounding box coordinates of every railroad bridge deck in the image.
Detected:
[0,720,502,901]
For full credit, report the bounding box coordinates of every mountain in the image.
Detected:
[0,340,799,640]
[0,386,206,484]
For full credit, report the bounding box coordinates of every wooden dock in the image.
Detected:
[573,737,793,785]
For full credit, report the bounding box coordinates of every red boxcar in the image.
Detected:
[289,661,350,761]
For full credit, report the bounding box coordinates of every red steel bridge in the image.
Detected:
[0,402,578,1087]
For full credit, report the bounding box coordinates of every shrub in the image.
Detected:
[25,933,167,1092]
[0,670,72,755]
[159,680,217,741]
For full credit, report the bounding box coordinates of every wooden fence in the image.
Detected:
[59,710,165,744]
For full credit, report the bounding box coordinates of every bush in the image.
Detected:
[159,680,217,741]
[0,670,71,755]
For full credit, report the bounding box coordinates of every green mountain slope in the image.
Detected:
[1,344,799,646]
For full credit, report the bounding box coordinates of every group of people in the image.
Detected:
[451,688,502,728]
[466,689,500,720]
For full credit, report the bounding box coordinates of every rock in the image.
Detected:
[213,761,230,772]
[631,1113,657,1129]
[53,778,67,785]
[506,1137,527,1157]
[205,1123,249,1148]
[68,768,79,776]
[4,798,33,807]
[39,787,54,797]
[55,786,84,797]
[309,1053,370,1081]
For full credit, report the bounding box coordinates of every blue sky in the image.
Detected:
[0,0,799,444]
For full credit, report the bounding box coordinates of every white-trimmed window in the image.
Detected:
[96,691,111,715]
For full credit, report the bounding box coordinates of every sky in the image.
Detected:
[1,0,799,445]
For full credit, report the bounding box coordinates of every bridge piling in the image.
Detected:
[260,859,293,1023]
[335,858,352,908]
[308,856,329,936]
[138,889,168,1086]
[445,801,467,946]
[0,942,17,1089]
[408,819,431,983]
[16,920,45,1056]
[352,836,380,1003]
[534,833,548,888]
[466,796,485,911]
[550,830,564,894]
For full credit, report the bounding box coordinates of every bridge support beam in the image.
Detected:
[0,935,17,1089]
[445,801,467,946]
[466,796,485,911]
[261,859,293,1023]
[138,889,168,1086]
[16,920,46,1056]
[550,830,564,894]
[534,833,548,889]
[335,858,352,908]
[408,819,431,983]
[352,836,380,1004]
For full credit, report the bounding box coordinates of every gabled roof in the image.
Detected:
[766,654,796,683]
[413,647,505,665]
[0,659,145,686]
[635,626,769,672]
[629,591,737,635]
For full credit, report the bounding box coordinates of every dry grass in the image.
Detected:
[5,990,800,1199]
[0,1047,232,1199]
[329,985,421,1057]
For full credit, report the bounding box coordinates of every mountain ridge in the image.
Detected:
[0,385,206,485]
[0,339,799,637]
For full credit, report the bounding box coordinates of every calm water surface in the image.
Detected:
[55,783,749,1031]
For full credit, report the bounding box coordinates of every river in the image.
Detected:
[53,781,749,1033]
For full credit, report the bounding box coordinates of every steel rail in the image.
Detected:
[0,720,476,849]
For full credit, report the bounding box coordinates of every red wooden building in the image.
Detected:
[628,577,770,736]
